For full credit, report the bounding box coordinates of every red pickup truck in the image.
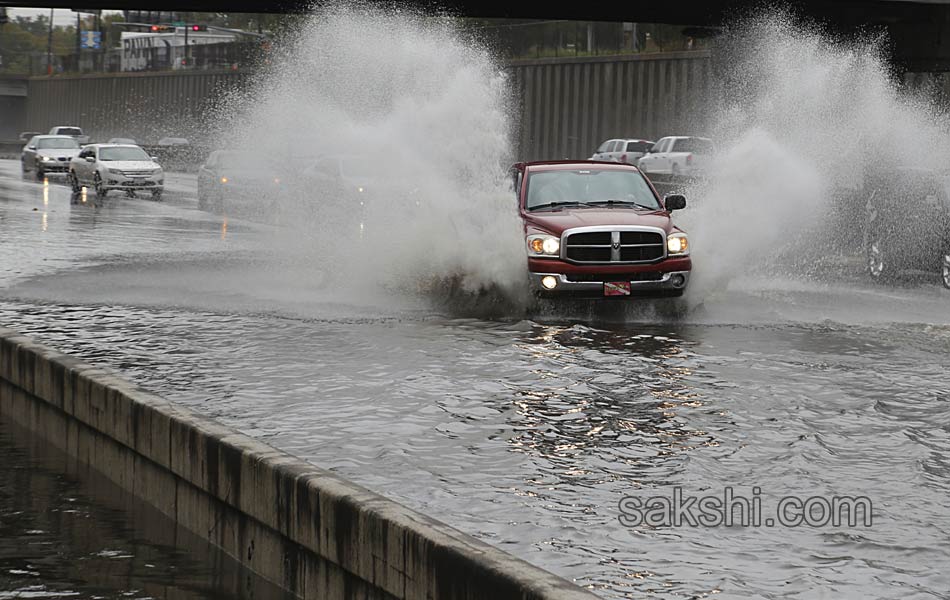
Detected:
[512,160,692,298]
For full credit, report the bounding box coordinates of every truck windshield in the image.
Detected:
[36,138,80,149]
[525,169,661,210]
[99,147,150,161]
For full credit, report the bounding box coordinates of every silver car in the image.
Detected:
[21,135,82,180]
[589,138,655,164]
[68,144,164,199]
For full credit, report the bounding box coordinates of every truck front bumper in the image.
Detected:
[529,270,690,297]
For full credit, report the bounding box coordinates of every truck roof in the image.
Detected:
[514,160,642,172]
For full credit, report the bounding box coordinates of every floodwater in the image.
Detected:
[0,413,296,600]
[1,162,949,599]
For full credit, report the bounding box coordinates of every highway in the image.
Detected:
[1,158,949,598]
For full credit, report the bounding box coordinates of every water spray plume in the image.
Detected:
[209,2,528,310]
[681,10,950,303]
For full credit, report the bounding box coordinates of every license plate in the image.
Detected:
[604,281,631,296]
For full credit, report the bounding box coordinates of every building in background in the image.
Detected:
[120,27,238,71]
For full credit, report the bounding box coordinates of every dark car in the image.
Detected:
[864,165,950,289]
[197,150,285,216]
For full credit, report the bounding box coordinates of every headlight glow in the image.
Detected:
[41,156,56,162]
[667,234,689,255]
[527,234,560,257]
[357,186,364,193]
[220,176,228,184]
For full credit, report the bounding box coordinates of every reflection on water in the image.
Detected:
[1,301,949,598]
[0,414,294,600]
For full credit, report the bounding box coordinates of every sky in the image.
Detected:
[6,7,123,27]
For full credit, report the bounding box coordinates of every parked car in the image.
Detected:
[589,138,655,164]
[48,125,90,145]
[68,144,164,200]
[197,150,284,213]
[21,135,82,180]
[863,165,950,289]
[512,160,691,299]
[637,136,714,177]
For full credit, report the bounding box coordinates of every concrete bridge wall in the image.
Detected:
[20,52,713,162]
[0,329,598,600]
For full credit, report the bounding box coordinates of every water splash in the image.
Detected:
[209,3,529,308]
[681,11,950,301]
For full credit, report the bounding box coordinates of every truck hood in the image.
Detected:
[523,208,673,235]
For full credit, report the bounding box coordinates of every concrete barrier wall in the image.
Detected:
[508,52,713,161]
[21,53,712,162]
[0,328,599,600]
[25,70,248,145]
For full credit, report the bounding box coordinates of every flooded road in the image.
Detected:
[1,159,949,599]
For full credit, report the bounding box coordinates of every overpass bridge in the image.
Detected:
[11,0,950,71]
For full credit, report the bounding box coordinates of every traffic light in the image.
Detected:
[189,24,207,32]
[149,25,175,33]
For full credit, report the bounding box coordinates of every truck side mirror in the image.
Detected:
[664,194,686,211]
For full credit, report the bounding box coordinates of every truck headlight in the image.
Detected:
[667,233,689,255]
[527,234,560,257]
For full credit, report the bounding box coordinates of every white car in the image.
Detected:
[68,144,164,199]
[637,136,714,177]
[48,125,90,145]
[589,138,655,164]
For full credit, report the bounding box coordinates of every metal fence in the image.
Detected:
[20,41,268,76]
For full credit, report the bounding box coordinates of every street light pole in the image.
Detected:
[76,12,81,70]
[46,8,54,75]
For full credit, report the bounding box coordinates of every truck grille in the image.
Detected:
[564,228,665,264]
[565,272,664,282]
